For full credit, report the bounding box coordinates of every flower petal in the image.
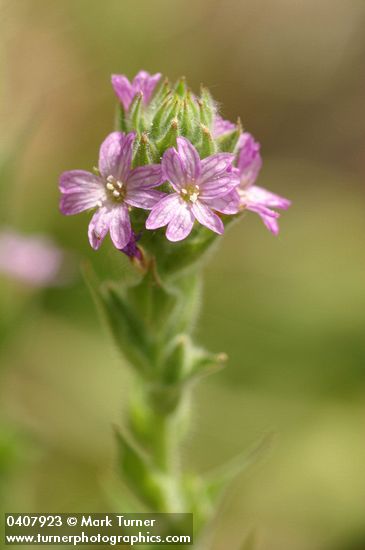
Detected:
[247,185,291,210]
[191,200,224,234]
[127,164,164,190]
[60,189,104,215]
[204,189,241,214]
[133,71,161,104]
[176,137,201,181]
[213,115,236,138]
[162,138,201,191]
[246,203,280,235]
[146,194,182,230]
[261,215,279,235]
[59,170,103,194]
[237,133,262,187]
[111,74,134,110]
[199,154,239,198]
[98,131,135,182]
[126,189,166,209]
[162,147,187,191]
[166,202,195,242]
[88,207,113,250]
[109,205,132,249]
[199,153,240,200]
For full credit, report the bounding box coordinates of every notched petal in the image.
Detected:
[146,194,181,230]
[59,170,103,194]
[98,131,135,181]
[176,137,201,181]
[126,189,166,210]
[191,201,224,234]
[109,205,132,250]
[88,207,112,250]
[127,164,164,190]
[166,202,195,242]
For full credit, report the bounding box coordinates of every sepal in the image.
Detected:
[179,93,202,143]
[198,125,216,158]
[150,95,175,139]
[133,132,156,166]
[115,103,127,133]
[199,86,216,128]
[156,117,179,154]
[149,77,171,109]
[174,76,187,97]
[128,92,145,133]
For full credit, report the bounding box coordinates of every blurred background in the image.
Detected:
[1,1,365,548]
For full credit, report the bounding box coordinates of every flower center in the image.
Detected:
[105,175,126,202]
[180,183,200,203]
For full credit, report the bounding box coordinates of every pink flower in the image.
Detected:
[146,137,240,242]
[0,229,65,287]
[111,70,161,111]
[59,132,164,250]
[237,133,291,235]
[213,115,236,138]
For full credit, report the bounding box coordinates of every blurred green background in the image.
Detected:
[1,1,365,549]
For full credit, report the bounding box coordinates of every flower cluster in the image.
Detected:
[59,71,290,255]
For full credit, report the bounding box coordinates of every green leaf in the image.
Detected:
[186,346,227,383]
[115,428,169,511]
[162,336,226,386]
[102,283,154,373]
[204,433,274,503]
[161,335,190,385]
[126,259,178,338]
[82,263,153,374]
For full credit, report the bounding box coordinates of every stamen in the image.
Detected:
[113,190,121,198]
[180,184,200,203]
[106,175,114,183]
[106,183,114,191]
[116,181,123,189]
